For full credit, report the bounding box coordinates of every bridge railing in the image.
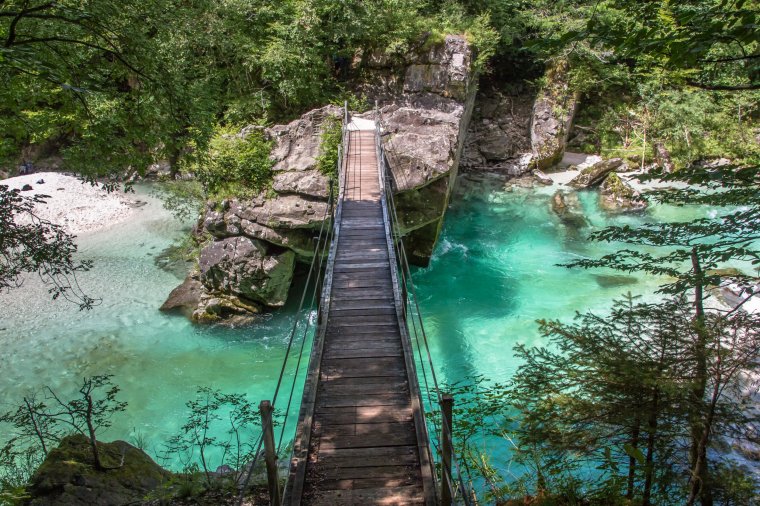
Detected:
[237,104,351,506]
[375,104,477,506]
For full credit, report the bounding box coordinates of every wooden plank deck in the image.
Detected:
[285,127,436,505]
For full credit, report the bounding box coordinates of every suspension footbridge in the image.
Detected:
[239,106,472,506]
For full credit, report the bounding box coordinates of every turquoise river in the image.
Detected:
[0,176,716,474]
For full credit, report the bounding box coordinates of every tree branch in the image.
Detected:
[686,80,760,91]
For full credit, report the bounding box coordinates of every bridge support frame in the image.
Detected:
[441,393,454,506]
[259,400,282,506]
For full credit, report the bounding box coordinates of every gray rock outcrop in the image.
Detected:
[159,275,203,318]
[568,158,624,188]
[365,34,478,264]
[198,236,295,307]
[599,172,648,213]
[461,87,534,176]
[531,59,579,170]
[27,435,169,506]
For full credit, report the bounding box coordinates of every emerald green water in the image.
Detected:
[0,177,714,474]
[0,186,313,467]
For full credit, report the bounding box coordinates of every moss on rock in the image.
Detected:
[26,435,170,506]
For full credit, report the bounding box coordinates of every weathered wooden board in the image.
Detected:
[286,128,435,506]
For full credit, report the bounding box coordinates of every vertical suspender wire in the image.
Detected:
[276,186,335,455]
[377,108,474,506]
[237,108,349,506]
[376,110,442,498]
[236,199,330,505]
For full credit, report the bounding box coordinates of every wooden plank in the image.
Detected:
[316,431,417,449]
[309,483,424,501]
[324,325,400,336]
[314,407,413,425]
[322,347,402,360]
[327,315,399,326]
[316,422,416,438]
[330,300,394,310]
[330,307,396,316]
[324,341,401,352]
[317,394,409,409]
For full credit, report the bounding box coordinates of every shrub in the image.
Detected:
[194,127,274,198]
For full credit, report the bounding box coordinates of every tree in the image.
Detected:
[0,185,96,310]
[564,165,759,504]
[0,375,128,473]
[164,387,260,487]
[557,0,759,91]
[505,294,760,505]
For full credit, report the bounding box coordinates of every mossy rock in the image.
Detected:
[26,434,170,506]
[705,268,744,278]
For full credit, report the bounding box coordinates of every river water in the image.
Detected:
[0,176,718,473]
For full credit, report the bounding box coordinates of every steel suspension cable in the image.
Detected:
[237,112,349,506]
[376,108,474,506]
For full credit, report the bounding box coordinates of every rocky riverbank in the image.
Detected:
[2,172,141,235]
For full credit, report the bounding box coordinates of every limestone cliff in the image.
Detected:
[361,34,479,265]
[461,59,578,177]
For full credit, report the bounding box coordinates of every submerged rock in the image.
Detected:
[27,434,169,506]
[568,158,624,189]
[598,172,647,213]
[594,274,639,288]
[551,190,588,229]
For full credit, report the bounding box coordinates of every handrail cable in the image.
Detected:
[375,104,475,505]
[236,106,349,506]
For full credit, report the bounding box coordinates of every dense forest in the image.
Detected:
[1,0,759,505]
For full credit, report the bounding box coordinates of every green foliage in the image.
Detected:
[193,128,274,199]
[0,185,96,310]
[164,387,260,487]
[151,180,205,222]
[316,116,342,180]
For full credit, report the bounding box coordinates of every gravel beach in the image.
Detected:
[2,172,139,235]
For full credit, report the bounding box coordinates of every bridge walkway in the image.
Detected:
[284,125,435,505]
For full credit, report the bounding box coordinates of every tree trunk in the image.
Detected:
[687,249,712,506]
[23,397,47,455]
[653,142,675,173]
[643,389,660,506]
[84,391,103,471]
[627,416,641,499]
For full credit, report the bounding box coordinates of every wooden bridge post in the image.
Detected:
[259,400,281,506]
[441,394,454,506]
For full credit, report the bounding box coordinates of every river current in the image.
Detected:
[0,176,715,472]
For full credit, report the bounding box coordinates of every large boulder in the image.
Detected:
[361,34,477,265]
[263,105,341,201]
[198,236,295,308]
[267,105,342,174]
[159,274,203,318]
[568,158,624,188]
[531,59,579,170]
[26,435,169,506]
[379,106,462,191]
[599,172,648,213]
[402,35,472,101]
